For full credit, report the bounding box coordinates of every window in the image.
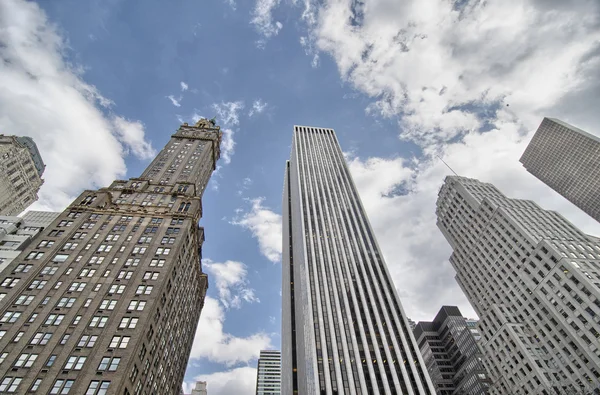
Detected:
[25,251,44,260]
[119,317,139,329]
[143,272,159,280]
[89,256,104,265]
[0,311,21,323]
[150,259,165,267]
[160,237,176,245]
[108,284,126,294]
[166,227,180,234]
[37,240,55,248]
[57,298,76,308]
[109,336,130,349]
[14,264,32,273]
[85,381,110,395]
[156,247,170,255]
[15,295,34,305]
[30,378,42,392]
[105,234,120,242]
[138,236,152,244]
[28,280,46,290]
[125,258,140,267]
[77,335,98,348]
[93,284,101,292]
[96,245,112,253]
[14,353,37,368]
[58,334,68,346]
[89,316,108,328]
[27,313,38,323]
[44,314,65,326]
[99,300,117,310]
[79,269,96,277]
[2,278,19,288]
[30,332,52,345]
[117,271,133,280]
[127,300,146,311]
[41,266,58,275]
[50,379,74,394]
[0,353,7,364]
[0,377,22,392]
[132,246,147,254]
[72,316,82,325]
[136,285,153,295]
[150,218,162,224]
[52,254,69,263]
[98,357,120,371]
[46,355,57,367]
[62,242,78,250]
[68,282,86,292]
[64,356,86,370]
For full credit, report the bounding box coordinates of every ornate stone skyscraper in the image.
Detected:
[0,135,45,216]
[282,126,435,395]
[0,120,221,395]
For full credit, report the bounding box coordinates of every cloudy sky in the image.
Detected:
[2,0,600,393]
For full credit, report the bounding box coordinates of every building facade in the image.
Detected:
[190,380,207,395]
[0,211,60,272]
[520,117,600,222]
[0,119,221,394]
[282,125,435,395]
[413,306,490,395]
[256,350,281,395]
[0,135,45,216]
[437,176,600,394]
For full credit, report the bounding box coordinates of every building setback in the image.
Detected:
[0,135,45,216]
[0,119,221,394]
[256,350,281,395]
[520,117,600,222]
[282,125,435,394]
[413,306,490,395]
[437,176,600,394]
[0,211,60,272]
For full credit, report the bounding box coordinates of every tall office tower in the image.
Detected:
[413,306,491,395]
[520,117,600,222]
[0,211,60,272]
[0,119,221,395]
[255,350,281,395]
[282,126,435,395]
[0,135,45,216]
[437,176,600,394]
[190,380,208,395]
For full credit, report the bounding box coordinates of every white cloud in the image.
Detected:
[0,0,155,211]
[180,81,188,92]
[166,95,181,107]
[112,117,156,160]
[248,99,268,117]
[221,128,235,164]
[251,0,283,43]
[203,259,260,309]
[189,296,272,365]
[231,198,283,263]
[212,101,245,126]
[184,367,258,395]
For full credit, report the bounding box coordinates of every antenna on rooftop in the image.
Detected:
[437,155,459,176]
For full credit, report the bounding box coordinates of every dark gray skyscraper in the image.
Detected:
[282,126,435,395]
[0,119,221,394]
[414,306,490,395]
[520,117,600,222]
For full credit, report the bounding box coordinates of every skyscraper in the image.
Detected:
[190,380,208,395]
[437,176,600,394]
[0,119,221,394]
[520,117,600,222]
[255,350,281,395]
[0,211,60,272]
[0,135,45,216]
[413,306,490,395]
[282,126,435,394]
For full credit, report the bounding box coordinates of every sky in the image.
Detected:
[1,0,600,393]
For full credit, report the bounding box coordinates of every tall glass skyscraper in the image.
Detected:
[282,126,435,395]
[0,119,221,394]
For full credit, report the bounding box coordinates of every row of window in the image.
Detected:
[0,377,109,394]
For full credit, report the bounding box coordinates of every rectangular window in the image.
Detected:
[50,379,74,394]
[77,335,98,348]
[1,278,19,288]
[109,336,130,349]
[0,377,22,393]
[68,282,86,292]
[108,284,126,294]
[56,298,76,308]
[37,240,55,248]
[52,254,69,263]
[127,301,146,311]
[143,272,159,280]
[30,332,52,345]
[79,269,96,277]
[88,316,108,328]
[98,357,120,372]
[14,353,37,368]
[124,258,140,267]
[89,256,105,265]
[30,378,42,392]
[156,247,170,255]
[99,300,118,310]
[14,264,32,273]
[15,295,34,306]
[119,317,139,329]
[25,252,44,260]
[64,356,86,370]
[136,285,153,295]
[150,259,165,267]
[0,311,21,323]
[44,314,64,326]
[41,266,58,275]
[85,381,110,395]
[27,280,46,290]
[132,247,147,254]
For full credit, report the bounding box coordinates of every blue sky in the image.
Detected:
[2,0,600,393]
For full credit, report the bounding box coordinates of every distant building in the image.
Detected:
[0,135,45,215]
[414,306,490,395]
[407,318,417,330]
[437,175,600,394]
[256,350,281,395]
[282,126,435,394]
[0,211,59,272]
[191,381,207,395]
[520,117,600,222]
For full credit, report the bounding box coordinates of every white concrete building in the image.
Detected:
[191,381,207,395]
[437,176,600,394]
[256,350,281,395]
